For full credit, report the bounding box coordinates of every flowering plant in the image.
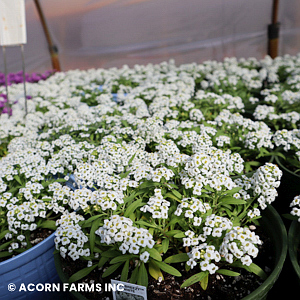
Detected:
[0,55,293,296]
[0,70,55,116]
[53,124,282,289]
[289,195,300,223]
[272,129,300,173]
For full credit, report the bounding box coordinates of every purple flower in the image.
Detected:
[2,106,12,116]
[0,93,7,100]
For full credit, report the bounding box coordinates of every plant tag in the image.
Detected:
[111,279,147,300]
[0,0,27,46]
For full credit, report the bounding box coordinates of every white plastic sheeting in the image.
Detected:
[0,0,300,73]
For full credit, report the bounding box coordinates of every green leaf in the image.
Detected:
[110,255,136,264]
[0,251,11,258]
[135,220,158,229]
[204,185,215,192]
[200,273,209,290]
[0,229,10,240]
[164,253,189,264]
[171,189,182,200]
[246,263,268,280]
[98,256,109,268]
[164,230,183,237]
[128,152,137,165]
[137,263,148,287]
[231,261,267,280]
[101,250,122,258]
[152,261,181,277]
[165,193,180,202]
[119,170,131,179]
[138,181,160,189]
[149,260,164,280]
[0,241,12,251]
[102,262,123,278]
[173,232,185,238]
[123,192,137,204]
[84,214,104,225]
[269,151,286,159]
[38,220,57,230]
[162,239,169,253]
[90,217,102,255]
[216,269,240,277]
[121,260,130,282]
[124,198,143,218]
[14,175,22,185]
[167,217,182,227]
[148,247,162,261]
[224,187,242,195]
[69,264,98,283]
[130,266,139,284]
[282,213,298,221]
[181,271,209,288]
[178,219,189,231]
[220,198,246,205]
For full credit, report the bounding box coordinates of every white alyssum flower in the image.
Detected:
[220,226,262,266]
[95,215,154,261]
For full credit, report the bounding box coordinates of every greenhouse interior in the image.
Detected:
[0,0,300,299]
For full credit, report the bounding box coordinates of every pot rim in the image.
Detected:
[274,154,300,178]
[242,205,287,299]
[288,220,300,278]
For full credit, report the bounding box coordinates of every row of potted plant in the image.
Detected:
[0,54,300,299]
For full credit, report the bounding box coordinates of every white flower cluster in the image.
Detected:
[202,214,233,238]
[174,197,210,222]
[254,105,300,125]
[140,188,170,219]
[6,199,46,234]
[290,195,300,222]
[182,214,232,248]
[281,90,300,105]
[47,182,70,214]
[272,129,300,157]
[219,226,262,266]
[251,163,282,209]
[216,135,231,147]
[214,110,274,151]
[180,148,243,195]
[95,215,154,262]
[187,244,221,274]
[253,105,275,121]
[243,126,274,150]
[55,212,90,260]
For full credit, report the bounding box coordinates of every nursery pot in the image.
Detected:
[288,220,300,285]
[0,232,61,300]
[274,155,300,217]
[54,205,287,300]
[242,205,287,300]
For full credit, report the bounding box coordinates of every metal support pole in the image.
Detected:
[20,44,28,116]
[2,46,10,115]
